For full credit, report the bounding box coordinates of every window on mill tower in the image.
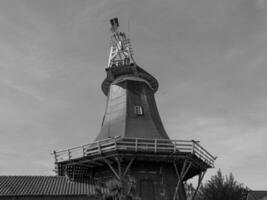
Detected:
[134,106,143,116]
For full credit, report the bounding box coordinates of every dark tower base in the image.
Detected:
[94,160,187,200]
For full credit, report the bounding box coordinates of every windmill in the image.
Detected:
[53,18,215,200]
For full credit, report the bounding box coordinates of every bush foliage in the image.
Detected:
[196,169,249,200]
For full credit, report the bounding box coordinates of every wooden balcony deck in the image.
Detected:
[53,137,216,168]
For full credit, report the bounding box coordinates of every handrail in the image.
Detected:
[52,137,215,167]
[54,137,119,154]
[193,141,216,160]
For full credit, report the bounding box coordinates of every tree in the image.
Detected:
[104,177,140,200]
[195,169,249,200]
[91,176,140,200]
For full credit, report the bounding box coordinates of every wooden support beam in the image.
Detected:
[180,160,188,177]
[173,160,192,200]
[115,157,122,177]
[65,159,104,167]
[88,160,105,166]
[103,158,121,181]
[123,158,135,177]
[77,163,94,168]
[65,162,94,168]
[173,161,184,200]
[191,170,206,200]
[183,162,192,179]
[173,161,181,179]
[173,181,182,199]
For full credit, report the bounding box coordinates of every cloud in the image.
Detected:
[0,0,266,189]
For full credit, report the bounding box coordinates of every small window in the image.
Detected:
[134,106,143,116]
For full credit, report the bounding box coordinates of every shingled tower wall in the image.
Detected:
[97,64,169,141]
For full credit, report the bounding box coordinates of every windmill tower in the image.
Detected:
[53,18,215,200]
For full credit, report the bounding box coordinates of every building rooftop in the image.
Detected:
[0,176,98,196]
[247,191,267,200]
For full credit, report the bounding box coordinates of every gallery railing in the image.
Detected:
[53,137,215,167]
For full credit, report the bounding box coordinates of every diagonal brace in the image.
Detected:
[173,160,192,200]
[123,158,135,177]
[103,157,135,181]
[103,158,121,180]
[191,170,206,200]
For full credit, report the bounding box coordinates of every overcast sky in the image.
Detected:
[0,0,266,190]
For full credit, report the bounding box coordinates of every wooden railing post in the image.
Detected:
[135,138,138,152]
[192,140,195,154]
[98,141,102,154]
[53,150,58,163]
[114,137,117,150]
[173,141,176,153]
[82,145,85,157]
[68,149,71,160]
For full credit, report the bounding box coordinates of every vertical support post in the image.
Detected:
[72,165,75,180]
[64,165,68,179]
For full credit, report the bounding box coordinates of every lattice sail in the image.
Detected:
[108,18,135,68]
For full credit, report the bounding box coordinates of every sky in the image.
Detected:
[0,0,266,190]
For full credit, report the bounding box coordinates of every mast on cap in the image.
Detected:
[108,18,135,68]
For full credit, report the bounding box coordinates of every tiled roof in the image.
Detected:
[247,191,267,200]
[0,176,99,196]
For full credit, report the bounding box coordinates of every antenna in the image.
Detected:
[107,17,135,68]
